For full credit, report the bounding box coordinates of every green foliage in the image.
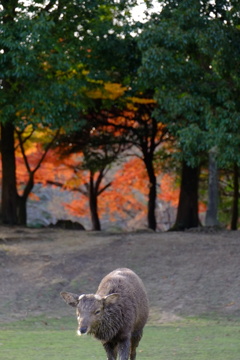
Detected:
[0,2,82,127]
[138,0,240,166]
[0,0,138,129]
[0,0,141,225]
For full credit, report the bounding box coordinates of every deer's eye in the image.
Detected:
[95,309,101,315]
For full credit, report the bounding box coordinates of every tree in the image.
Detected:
[0,1,81,223]
[0,0,137,225]
[55,133,128,231]
[138,0,240,229]
[32,91,171,230]
[86,93,170,231]
[108,97,169,231]
[206,2,240,229]
[15,125,60,225]
[43,81,132,230]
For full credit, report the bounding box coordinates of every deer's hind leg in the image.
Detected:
[130,330,143,360]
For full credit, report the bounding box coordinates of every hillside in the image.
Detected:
[0,227,240,324]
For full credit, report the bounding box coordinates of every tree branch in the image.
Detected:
[46,180,88,197]
[32,129,60,175]
[98,181,112,196]
[15,128,35,151]
[16,130,31,173]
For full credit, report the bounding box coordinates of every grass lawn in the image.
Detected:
[0,316,239,360]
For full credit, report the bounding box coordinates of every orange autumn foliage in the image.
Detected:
[13,124,175,219]
[103,158,149,220]
[8,133,207,225]
[11,105,205,226]
[159,174,180,207]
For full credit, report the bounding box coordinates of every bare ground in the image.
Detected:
[0,226,240,325]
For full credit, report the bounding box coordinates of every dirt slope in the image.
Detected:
[0,227,240,324]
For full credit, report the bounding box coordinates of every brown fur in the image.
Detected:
[60,268,149,360]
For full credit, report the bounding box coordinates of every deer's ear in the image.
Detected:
[60,292,80,307]
[103,293,119,305]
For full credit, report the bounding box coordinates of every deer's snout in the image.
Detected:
[77,326,88,335]
[80,326,88,334]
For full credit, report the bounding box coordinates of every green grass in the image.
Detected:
[0,316,240,359]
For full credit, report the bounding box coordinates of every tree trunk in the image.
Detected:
[1,122,18,225]
[89,172,101,231]
[17,173,35,226]
[205,147,219,227]
[172,160,200,230]
[147,170,157,231]
[17,197,27,226]
[231,163,239,230]
[144,156,157,231]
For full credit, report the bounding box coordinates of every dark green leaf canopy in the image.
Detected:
[138,0,240,166]
[0,0,138,128]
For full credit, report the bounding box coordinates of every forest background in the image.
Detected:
[1,0,240,231]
